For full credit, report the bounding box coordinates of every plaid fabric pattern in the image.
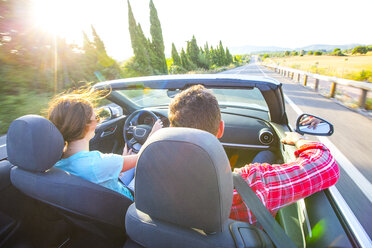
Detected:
[229,142,339,224]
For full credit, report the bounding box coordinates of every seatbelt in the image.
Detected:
[232,173,297,248]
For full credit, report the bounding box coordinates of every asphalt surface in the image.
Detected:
[221,61,372,237]
[1,61,371,237]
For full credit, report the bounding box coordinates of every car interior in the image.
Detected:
[0,80,355,247]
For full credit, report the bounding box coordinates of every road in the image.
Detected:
[221,61,372,237]
[1,61,371,237]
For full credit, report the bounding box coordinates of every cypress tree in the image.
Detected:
[136,23,153,75]
[171,43,181,66]
[149,0,167,74]
[204,42,211,68]
[186,35,200,67]
[180,48,193,71]
[91,25,114,67]
[127,1,152,75]
[91,25,106,55]
[218,41,226,66]
[225,47,233,65]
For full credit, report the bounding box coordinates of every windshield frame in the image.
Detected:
[93,74,287,124]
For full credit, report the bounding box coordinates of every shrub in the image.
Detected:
[169,65,187,74]
[308,51,314,55]
[314,51,323,56]
[352,46,368,55]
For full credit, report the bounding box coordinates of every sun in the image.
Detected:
[31,0,88,42]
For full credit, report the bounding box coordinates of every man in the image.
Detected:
[168,85,339,224]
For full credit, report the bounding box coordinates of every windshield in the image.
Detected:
[118,88,268,111]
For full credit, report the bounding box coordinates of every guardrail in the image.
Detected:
[262,64,372,110]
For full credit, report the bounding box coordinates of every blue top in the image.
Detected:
[54,151,133,200]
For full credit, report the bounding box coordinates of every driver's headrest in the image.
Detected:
[135,127,233,233]
[7,115,64,172]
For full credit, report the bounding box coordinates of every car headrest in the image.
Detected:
[7,115,64,172]
[135,127,233,233]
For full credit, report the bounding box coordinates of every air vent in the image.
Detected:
[259,128,274,145]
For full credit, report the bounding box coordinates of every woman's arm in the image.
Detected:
[121,154,139,172]
[121,144,138,172]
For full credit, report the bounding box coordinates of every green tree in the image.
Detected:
[204,42,211,68]
[352,46,368,55]
[186,35,200,67]
[284,51,290,56]
[180,48,194,71]
[292,51,298,56]
[149,0,167,74]
[215,41,226,66]
[314,51,323,56]
[225,48,233,64]
[127,0,152,76]
[90,25,121,80]
[308,50,314,55]
[332,48,344,56]
[171,43,181,66]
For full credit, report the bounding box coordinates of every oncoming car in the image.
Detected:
[0,74,369,248]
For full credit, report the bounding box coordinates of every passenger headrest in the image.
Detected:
[7,115,64,172]
[135,127,233,233]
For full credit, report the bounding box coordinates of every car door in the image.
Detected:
[89,115,127,154]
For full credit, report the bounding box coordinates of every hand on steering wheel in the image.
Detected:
[123,110,165,153]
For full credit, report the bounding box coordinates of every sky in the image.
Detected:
[32,0,372,61]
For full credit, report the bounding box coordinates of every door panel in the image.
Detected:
[90,116,126,154]
[305,191,353,247]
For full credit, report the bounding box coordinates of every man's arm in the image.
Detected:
[230,132,339,224]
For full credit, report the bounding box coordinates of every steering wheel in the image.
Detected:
[123,109,159,153]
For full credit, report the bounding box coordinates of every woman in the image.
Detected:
[47,91,162,200]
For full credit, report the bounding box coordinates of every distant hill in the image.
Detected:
[297,44,363,52]
[229,45,291,55]
[229,43,364,55]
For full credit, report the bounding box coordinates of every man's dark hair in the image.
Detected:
[169,85,221,135]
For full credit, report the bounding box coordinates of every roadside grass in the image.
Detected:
[268,55,372,82]
[0,91,52,135]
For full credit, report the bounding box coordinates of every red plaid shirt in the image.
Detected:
[229,142,339,224]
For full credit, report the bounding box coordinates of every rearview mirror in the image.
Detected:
[296,114,334,136]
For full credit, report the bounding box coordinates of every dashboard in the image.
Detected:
[140,108,278,151]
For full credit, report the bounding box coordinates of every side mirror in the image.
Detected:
[95,106,116,123]
[296,114,334,136]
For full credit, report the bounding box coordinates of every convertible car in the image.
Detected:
[0,74,369,248]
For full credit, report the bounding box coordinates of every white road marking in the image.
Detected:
[257,63,267,77]
[0,144,6,148]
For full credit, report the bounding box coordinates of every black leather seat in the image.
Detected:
[125,127,273,248]
[7,115,133,244]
